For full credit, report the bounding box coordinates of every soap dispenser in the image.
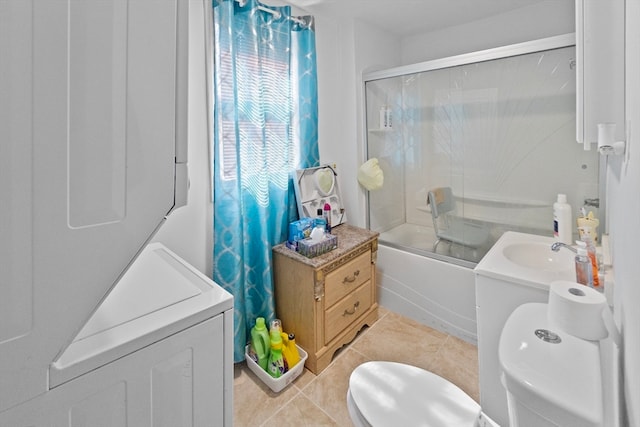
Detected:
[574,240,593,287]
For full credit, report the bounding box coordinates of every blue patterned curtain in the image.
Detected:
[212,0,319,362]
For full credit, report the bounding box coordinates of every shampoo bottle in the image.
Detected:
[574,241,593,287]
[250,317,271,371]
[553,194,572,244]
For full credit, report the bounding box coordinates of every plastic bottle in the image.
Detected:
[323,203,332,232]
[250,317,271,371]
[280,332,293,368]
[580,231,600,290]
[574,241,593,287]
[315,208,326,230]
[267,330,287,378]
[283,332,300,368]
[553,194,572,244]
[270,318,282,336]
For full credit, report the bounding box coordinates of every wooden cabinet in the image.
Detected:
[272,224,379,374]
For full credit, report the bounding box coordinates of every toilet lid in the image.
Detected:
[349,361,481,427]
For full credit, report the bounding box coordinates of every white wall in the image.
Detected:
[401,0,575,64]
[314,16,403,228]
[153,0,213,277]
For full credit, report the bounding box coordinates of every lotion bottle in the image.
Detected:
[553,194,572,244]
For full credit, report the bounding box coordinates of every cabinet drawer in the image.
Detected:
[324,281,373,344]
[324,251,371,309]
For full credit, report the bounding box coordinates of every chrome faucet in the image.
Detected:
[551,242,576,253]
[551,242,578,253]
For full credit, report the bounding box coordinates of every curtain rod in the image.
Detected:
[235,0,307,25]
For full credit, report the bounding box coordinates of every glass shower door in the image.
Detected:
[364,41,600,266]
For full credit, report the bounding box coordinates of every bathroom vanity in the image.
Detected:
[474,231,575,426]
[272,224,379,374]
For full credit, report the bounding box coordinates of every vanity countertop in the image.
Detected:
[273,224,379,268]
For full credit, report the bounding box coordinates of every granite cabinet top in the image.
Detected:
[272,224,379,269]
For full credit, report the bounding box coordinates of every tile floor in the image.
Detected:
[233,306,479,426]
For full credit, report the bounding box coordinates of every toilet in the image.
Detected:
[347,361,498,426]
[347,302,617,427]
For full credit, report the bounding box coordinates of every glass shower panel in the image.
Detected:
[365,45,600,265]
[365,76,405,233]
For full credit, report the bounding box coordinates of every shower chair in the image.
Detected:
[427,187,490,252]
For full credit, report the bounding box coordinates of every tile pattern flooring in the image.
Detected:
[233,306,479,426]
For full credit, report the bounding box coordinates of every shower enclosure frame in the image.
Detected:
[362,33,605,267]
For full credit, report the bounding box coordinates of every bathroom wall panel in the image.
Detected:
[0,0,34,345]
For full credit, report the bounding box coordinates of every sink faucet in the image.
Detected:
[551,242,576,253]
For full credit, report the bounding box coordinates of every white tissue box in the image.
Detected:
[297,234,338,258]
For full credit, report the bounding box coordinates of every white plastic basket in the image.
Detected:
[244,344,308,393]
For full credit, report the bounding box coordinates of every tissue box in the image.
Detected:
[297,234,338,258]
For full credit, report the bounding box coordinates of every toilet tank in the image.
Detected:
[499,303,603,427]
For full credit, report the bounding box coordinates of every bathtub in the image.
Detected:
[376,224,478,344]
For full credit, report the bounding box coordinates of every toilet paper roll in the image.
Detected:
[548,280,608,341]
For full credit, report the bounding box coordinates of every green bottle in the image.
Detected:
[250,317,271,371]
[267,330,286,378]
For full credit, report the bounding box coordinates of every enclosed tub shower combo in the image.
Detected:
[364,35,602,343]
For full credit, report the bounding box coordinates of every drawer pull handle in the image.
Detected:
[343,301,360,316]
[343,270,360,284]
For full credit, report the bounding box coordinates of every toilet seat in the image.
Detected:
[348,361,483,427]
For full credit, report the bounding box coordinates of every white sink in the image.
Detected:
[503,242,575,272]
[474,231,575,289]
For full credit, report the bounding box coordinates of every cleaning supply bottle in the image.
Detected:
[250,317,271,371]
[283,332,300,368]
[553,194,572,244]
[580,230,600,290]
[280,332,294,369]
[270,318,282,337]
[323,203,332,232]
[267,330,287,378]
[574,241,593,287]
